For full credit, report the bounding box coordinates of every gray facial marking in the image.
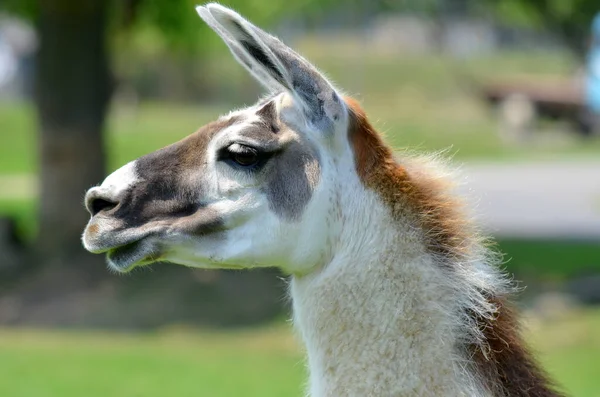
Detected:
[263,141,320,222]
[243,100,321,221]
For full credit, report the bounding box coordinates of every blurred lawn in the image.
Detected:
[0,308,599,397]
[0,325,305,397]
[498,239,600,281]
[2,51,600,175]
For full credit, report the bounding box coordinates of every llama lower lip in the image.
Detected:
[106,240,159,272]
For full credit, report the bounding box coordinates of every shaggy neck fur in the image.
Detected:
[290,99,560,397]
[291,202,478,396]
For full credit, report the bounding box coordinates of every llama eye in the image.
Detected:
[227,144,260,167]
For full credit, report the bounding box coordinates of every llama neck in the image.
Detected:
[288,98,559,397]
[290,193,484,397]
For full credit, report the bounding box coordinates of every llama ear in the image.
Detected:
[196,3,345,131]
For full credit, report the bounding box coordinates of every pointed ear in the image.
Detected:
[196,3,346,131]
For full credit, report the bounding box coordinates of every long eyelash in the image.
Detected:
[228,145,255,155]
[217,145,254,160]
[217,144,274,171]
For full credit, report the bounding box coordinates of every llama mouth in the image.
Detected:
[106,239,161,272]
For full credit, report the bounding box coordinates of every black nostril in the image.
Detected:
[85,188,121,217]
[90,197,118,217]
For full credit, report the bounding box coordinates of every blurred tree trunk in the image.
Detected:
[35,1,112,264]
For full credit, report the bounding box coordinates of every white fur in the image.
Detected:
[82,161,140,254]
[92,161,138,202]
[286,146,500,397]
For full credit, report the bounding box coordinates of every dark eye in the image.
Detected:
[227,144,260,167]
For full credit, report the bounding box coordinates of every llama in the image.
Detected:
[82,4,561,396]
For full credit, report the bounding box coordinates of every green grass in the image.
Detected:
[0,102,228,176]
[105,103,232,171]
[0,308,599,397]
[526,308,600,397]
[0,326,305,397]
[0,102,37,174]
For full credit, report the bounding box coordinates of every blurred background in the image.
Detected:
[0,0,599,396]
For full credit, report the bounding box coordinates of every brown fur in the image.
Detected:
[344,97,562,396]
[345,96,473,261]
[470,296,563,396]
[86,223,99,235]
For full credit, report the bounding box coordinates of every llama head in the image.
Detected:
[82,4,359,274]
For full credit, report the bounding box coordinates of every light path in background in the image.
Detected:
[1,161,600,239]
[461,160,600,239]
